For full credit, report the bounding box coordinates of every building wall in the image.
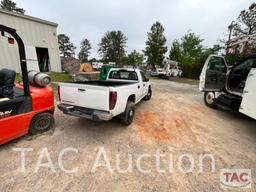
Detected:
[0,10,61,72]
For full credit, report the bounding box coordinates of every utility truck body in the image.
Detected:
[199,54,256,120]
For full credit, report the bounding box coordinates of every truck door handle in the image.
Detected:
[137,85,140,89]
[78,88,86,92]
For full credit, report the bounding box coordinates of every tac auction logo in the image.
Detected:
[220,169,252,189]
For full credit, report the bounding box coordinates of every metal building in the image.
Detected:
[0,9,61,72]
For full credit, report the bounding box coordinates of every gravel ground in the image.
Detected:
[0,79,255,192]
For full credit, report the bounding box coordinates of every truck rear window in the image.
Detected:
[108,70,138,80]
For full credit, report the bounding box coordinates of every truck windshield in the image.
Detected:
[108,70,138,80]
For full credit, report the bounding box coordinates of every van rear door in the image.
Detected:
[239,68,256,119]
[199,55,227,91]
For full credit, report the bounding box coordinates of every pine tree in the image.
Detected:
[169,39,182,62]
[98,31,127,63]
[143,22,167,68]
[78,39,91,62]
[58,34,76,57]
[233,3,256,37]
[0,0,25,14]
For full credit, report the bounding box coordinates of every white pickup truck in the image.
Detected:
[58,68,152,125]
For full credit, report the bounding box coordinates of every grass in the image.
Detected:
[48,72,72,82]
[15,73,22,82]
[15,72,72,82]
[16,72,72,83]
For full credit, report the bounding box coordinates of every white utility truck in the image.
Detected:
[162,59,182,78]
[199,54,256,120]
[151,59,182,78]
[58,68,152,125]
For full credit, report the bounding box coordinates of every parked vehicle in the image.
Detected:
[150,60,182,78]
[199,54,256,120]
[162,59,182,78]
[0,24,54,145]
[150,67,165,77]
[58,68,152,125]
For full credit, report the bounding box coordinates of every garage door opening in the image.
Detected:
[36,47,50,72]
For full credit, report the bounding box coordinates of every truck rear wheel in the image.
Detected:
[204,91,217,109]
[29,112,54,135]
[121,101,135,125]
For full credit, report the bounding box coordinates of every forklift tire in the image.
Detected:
[143,87,152,101]
[120,101,135,126]
[204,91,217,109]
[29,112,54,135]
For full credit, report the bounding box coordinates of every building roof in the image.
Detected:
[0,8,58,27]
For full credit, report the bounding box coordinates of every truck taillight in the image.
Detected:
[109,91,117,110]
[58,86,61,101]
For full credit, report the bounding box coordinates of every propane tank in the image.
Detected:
[28,71,51,87]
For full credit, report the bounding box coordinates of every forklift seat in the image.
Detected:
[0,68,16,98]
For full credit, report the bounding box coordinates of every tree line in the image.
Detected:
[1,0,255,78]
[58,2,255,79]
[58,22,217,78]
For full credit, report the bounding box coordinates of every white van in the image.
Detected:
[199,54,256,120]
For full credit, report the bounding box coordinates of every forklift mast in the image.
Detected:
[0,24,30,96]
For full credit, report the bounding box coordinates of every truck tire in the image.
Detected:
[29,112,54,135]
[143,87,152,100]
[204,91,217,109]
[121,101,135,125]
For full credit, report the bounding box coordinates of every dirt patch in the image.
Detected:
[174,117,182,128]
[134,110,191,142]
[134,111,171,141]
[133,101,203,143]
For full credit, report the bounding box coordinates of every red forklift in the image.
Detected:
[0,24,54,145]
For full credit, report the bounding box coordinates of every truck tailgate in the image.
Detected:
[59,83,110,111]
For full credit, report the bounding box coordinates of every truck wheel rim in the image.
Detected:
[35,118,51,130]
[129,110,134,117]
[148,90,151,96]
[206,92,215,104]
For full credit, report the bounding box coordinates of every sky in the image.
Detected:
[15,0,255,59]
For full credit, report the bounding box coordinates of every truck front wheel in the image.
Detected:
[144,87,152,100]
[121,101,135,125]
[29,112,54,134]
[204,91,217,109]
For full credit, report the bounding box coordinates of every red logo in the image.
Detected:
[220,169,251,188]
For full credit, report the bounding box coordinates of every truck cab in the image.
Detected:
[199,54,256,120]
